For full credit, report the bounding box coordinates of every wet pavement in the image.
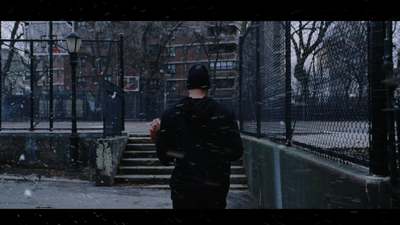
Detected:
[0,178,257,209]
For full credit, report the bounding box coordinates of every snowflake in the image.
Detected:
[19,154,25,161]
[24,189,32,197]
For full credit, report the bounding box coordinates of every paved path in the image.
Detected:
[0,178,257,209]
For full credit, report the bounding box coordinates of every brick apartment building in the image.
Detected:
[162,21,241,114]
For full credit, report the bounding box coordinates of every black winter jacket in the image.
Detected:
[155,96,243,194]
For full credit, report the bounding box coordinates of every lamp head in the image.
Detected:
[65,32,81,53]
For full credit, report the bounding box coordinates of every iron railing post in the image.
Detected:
[285,21,292,146]
[383,21,397,184]
[102,79,106,138]
[255,22,261,138]
[0,25,2,130]
[368,21,389,176]
[119,34,125,132]
[49,21,54,130]
[30,41,35,131]
[0,38,2,131]
[238,35,243,132]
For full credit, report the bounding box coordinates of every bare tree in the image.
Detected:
[140,21,184,119]
[290,21,332,102]
[141,21,183,79]
[1,21,26,95]
[320,21,368,104]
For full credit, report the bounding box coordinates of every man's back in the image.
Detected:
[155,96,243,200]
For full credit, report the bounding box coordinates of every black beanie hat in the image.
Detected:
[187,64,210,90]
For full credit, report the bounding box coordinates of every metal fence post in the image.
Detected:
[255,22,261,138]
[102,79,106,138]
[0,23,2,130]
[368,21,389,176]
[383,21,397,184]
[30,41,35,131]
[0,38,2,131]
[119,34,125,132]
[239,35,243,132]
[285,21,292,146]
[49,21,54,130]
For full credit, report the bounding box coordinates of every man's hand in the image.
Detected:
[149,118,161,142]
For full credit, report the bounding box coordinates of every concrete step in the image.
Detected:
[129,134,150,137]
[120,158,243,167]
[126,144,155,151]
[118,165,245,175]
[114,183,248,190]
[123,150,157,158]
[114,174,247,185]
[128,137,152,144]
[120,158,161,166]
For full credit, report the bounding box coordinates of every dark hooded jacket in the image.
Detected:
[155,96,243,196]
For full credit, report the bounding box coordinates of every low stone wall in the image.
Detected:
[95,135,128,186]
[0,132,128,183]
[242,134,392,208]
[0,132,102,180]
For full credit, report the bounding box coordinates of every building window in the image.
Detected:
[215,79,235,89]
[168,47,176,57]
[195,46,202,55]
[124,76,140,92]
[209,61,237,71]
[208,43,237,54]
[105,76,112,82]
[167,64,176,74]
[182,46,189,58]
[207,25,238,37]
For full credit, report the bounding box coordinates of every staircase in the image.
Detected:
[114,134,248,190]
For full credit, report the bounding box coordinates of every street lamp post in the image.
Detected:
[66,32,82,169]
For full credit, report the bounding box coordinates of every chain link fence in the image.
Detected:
[291,21,369,165]
[391,21,400,186]
[240,21,370,166]
[239,23,258,135]
[259,22,287,141]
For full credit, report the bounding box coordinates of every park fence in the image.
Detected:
[0,37,125,136]
[239,21,400,184]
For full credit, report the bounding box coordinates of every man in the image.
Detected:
[149,64,243,209]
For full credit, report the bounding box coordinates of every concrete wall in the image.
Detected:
[95,135,128,186]
[242,134,392,208]
[0,132,102,168]
[0,132,127,183]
